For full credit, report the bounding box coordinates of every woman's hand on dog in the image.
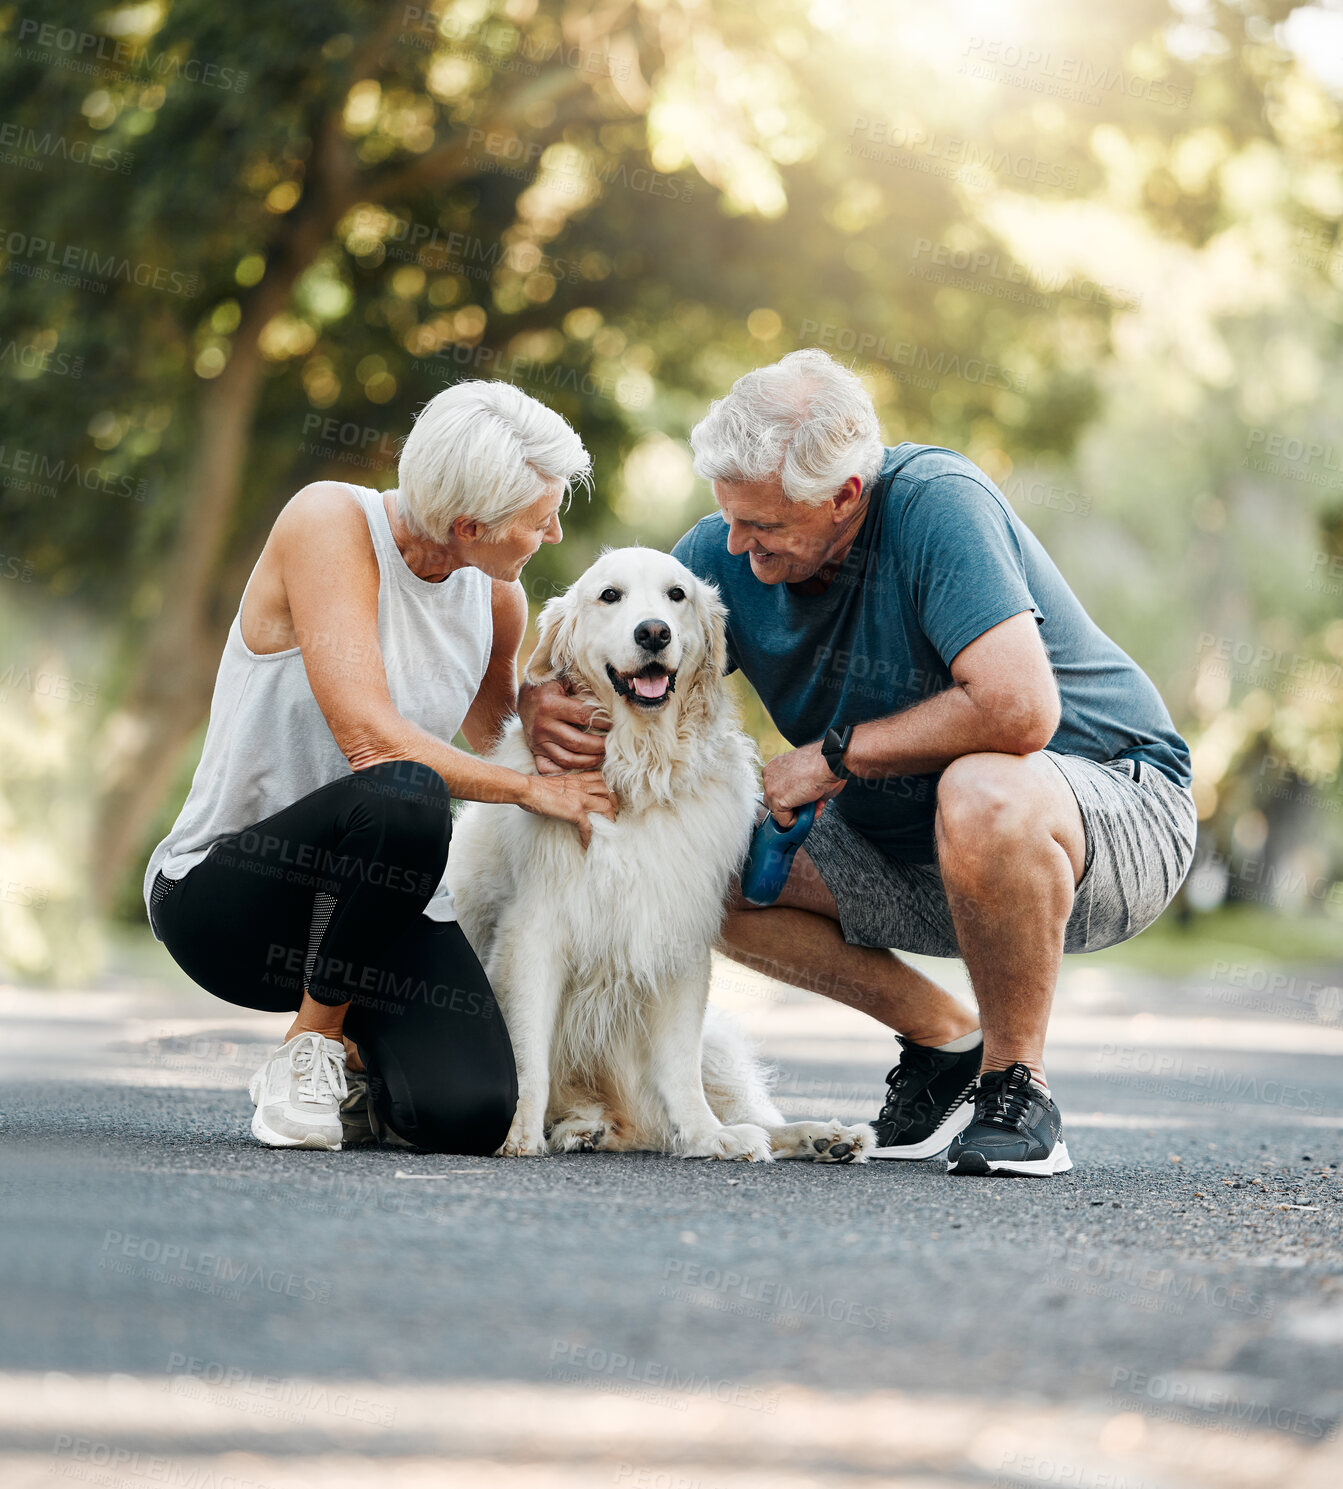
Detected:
[520,770,619,849]
[519,678,610,775]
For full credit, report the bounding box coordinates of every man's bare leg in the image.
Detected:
[718,843,978,1047]
[933,752,1086,1085]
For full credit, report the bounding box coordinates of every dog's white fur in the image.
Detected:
[446,547,873,1162]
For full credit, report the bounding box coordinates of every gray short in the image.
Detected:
[803,753,1198,956]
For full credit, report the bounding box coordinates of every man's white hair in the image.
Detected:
[689,348,885,506]
[397,380,592,542]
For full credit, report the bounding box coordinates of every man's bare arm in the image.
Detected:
[843,610,1060,778]
[762,611,1059,823]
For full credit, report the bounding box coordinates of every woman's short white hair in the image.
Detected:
[689,348,885,506]
[397,380,592,541]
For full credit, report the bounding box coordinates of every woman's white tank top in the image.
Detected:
[142,483,493,936]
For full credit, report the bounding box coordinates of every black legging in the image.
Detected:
[149,759,517,1155]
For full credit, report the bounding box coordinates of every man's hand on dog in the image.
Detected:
[762,742,847,828]
[520,677,610,775]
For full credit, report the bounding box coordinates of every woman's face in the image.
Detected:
[464,482,564,581]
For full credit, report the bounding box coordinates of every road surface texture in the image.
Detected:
[2,938,1340,1488]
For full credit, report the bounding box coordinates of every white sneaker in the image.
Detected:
[247,1032,348,1150]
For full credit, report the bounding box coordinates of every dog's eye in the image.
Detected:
[598,587,621,604]
[668,587,686,603]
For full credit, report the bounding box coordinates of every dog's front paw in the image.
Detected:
[771,1119,874,1163]
[811,1120,874,1164]
[681,1123,773,1162]
[496,1111,546,1157]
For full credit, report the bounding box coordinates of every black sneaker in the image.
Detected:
[869,1035,981,1159]
[947,1063,1073,1176]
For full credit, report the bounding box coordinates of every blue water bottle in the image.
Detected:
[740,798,818,906]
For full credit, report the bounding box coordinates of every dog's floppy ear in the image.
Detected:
[524,592,577,684]
[681,577,730,723]
[699,580,730,678]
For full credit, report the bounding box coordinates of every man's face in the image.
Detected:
[713,476,859,585]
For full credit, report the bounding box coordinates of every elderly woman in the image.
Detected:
[144,382,617,1155]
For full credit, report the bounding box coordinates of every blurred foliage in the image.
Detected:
[0,0,1340,972]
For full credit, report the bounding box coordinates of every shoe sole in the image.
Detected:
[869,1099,975,1160]
[251,1104,342,1152]
[947,1140,1072,1177]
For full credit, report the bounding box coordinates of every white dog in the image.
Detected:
[446,547,873,1163]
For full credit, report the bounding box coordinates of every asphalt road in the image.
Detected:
[1,947,1340,1488]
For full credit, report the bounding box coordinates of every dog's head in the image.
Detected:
[525,547,729,729]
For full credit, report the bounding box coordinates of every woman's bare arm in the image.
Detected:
[460,578,527,755]
[267,484,615,842]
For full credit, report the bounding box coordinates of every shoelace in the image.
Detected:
[289,1032,348,1106]
[975,1062,1036,1130]
[878,1040,940,1121]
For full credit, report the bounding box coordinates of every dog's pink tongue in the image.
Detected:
[632,672,669,699]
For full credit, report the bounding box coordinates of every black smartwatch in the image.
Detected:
[821,724,855,782]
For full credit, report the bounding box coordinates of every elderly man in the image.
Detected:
[522,349,1195,1177]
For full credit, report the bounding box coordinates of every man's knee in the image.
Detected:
[936,753,1039,860]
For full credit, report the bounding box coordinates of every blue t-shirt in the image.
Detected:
[672,443,1192,864]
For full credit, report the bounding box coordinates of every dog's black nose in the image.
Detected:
[634,618,671,653]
